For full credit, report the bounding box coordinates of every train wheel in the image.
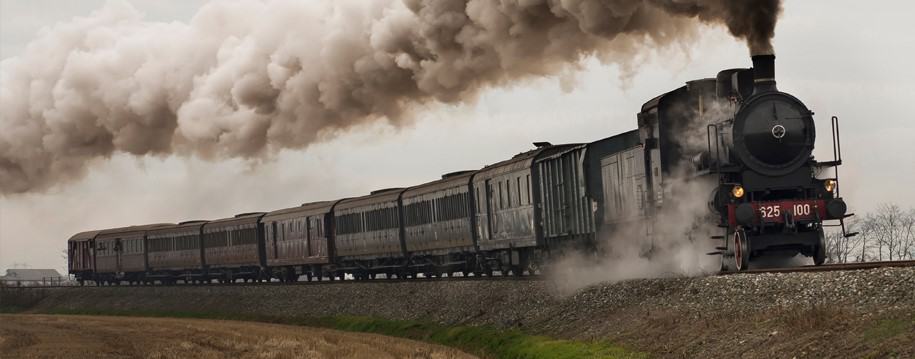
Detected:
[813,230,826,266]
[733,228,750,271]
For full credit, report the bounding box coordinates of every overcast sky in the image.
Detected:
[1,0,913,273]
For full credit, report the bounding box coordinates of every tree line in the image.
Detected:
[826,203,915,263]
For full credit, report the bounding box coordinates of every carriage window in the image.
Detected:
[506,180,512,208]
[517,177,522,206]
[526,175,532,205]
[498,182,504,209]
[475,188,480,212]
[442,196,448,220]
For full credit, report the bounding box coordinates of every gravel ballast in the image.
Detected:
[3,267,914,358]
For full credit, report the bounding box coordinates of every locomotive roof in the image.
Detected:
[96,223,174,239]
[67,230,103,243]
[402,171,474,197]
[640,78,715,112]
[203,212,266,228]
[336,188,406,210]
[262,201,337,221]
[641,86,681,112]
[475,143,580,178]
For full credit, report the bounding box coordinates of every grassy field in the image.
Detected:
[26,308,644,359]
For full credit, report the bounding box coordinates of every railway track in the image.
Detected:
[0,272,542,290]
[8,260,915,289]
[723,259,915,275]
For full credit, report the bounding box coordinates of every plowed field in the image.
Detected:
[0,314,476,359]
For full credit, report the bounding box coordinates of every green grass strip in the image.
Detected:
[26,308,644,359]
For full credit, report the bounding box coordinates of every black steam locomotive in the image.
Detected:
[700,55,851,270]
[67,55,852,285]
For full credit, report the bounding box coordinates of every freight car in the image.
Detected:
[67,54,854,285]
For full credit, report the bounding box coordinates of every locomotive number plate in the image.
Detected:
[727,199,827,226]
[757,200,821,223]
[759,205,781,219]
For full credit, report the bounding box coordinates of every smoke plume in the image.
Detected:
[548,174,720,294]
[0,0,781,194]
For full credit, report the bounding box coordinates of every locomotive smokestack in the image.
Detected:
[752,54,777,93]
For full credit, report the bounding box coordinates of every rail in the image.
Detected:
[721,260,915,275]
[0,276,79,288]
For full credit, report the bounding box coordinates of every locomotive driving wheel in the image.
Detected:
[813,229,826,266]
[733,228,750,271]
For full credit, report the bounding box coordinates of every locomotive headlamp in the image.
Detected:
[824,179,837,193]
[731,185,745,198]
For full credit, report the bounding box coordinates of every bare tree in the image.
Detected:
[846,204,915,262]
[825,217,863,263]
[900,208,915,260]
[871,204,906,261]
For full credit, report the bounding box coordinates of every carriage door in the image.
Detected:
[485,179,495,240]
[114,239,123,273]
[269,222,278,260]
[306,217,314,258]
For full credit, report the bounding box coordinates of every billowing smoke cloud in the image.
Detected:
[654,0,781,55]
[0,0,781,194]
[548,174,720,295]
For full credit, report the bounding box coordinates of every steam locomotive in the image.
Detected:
[67,55,852,285]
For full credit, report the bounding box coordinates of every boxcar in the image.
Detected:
[262,201,338,282]
[146,220,208,283]
[472,144,577,274]
[535,131,643,248]
[401,171,477,276]
[333,188,406,279]
[202,212,266,282]
[67,230,100,284]
[596,134,648,231]
[94,224,172,284]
